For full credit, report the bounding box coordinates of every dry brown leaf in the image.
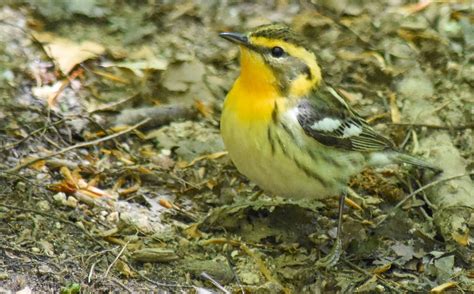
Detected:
[158,198,173,209]
[29,159,46,170]
[50,167,113,199]
[337,88,361,104]
[32,32,105,74]
[194,100,213,118]
[399,0,432,15]
[430,281,457,293]
[101,59,168,77]
[452,230,469,246]
[389,93,402,123]
[178,151,228,168]
[373,263,392,274]
[91,69,130,84]
[184,223,203,238]
[111,150,135,165]
[116,260,136,278]
[344,197,363,211]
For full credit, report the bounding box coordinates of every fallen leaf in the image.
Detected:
[184,223,203,238]
[32,32,105,74]
[373,263,392,274]
[451,230,469,246]
[178,151,228,168]
[391,242,415,263]
[389,93,401,123]
[430,281,457,293]
[101,59,168,77]
[161,60,205,92]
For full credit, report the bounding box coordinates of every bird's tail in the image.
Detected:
[391,152,442,173]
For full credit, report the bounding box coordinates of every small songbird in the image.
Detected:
[219,23,440,266]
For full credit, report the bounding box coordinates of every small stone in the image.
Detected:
[0,272,8,280]
[36,200,50,212]
[239,272,261,285]
[53,192,67,204]
[231,250,239,258]
[65,196,78,208]
[106,212,119,223]
[16,181,27,192]
[376,285,385,293]
[36,172,48,180]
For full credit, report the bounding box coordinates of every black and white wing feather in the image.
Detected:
[297,86,395,152]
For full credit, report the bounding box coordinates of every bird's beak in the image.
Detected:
[219,32,249,46]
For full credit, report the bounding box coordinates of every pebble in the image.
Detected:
[36,200,50,212]
[53,192,67,204]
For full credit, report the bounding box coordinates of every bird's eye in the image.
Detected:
[271,46,284,58]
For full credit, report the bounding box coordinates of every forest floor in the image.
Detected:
[0,1,473,293]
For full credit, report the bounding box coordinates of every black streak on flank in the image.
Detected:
[273,128,329,188]
[293,157,328,188]
[303,65,312,80]
[320,151,343,168]
[272,101,279,123]
[267,126,275,156]
[275,134,289,157]
[280,121,297,143]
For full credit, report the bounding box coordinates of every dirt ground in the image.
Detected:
[0,1,473,293]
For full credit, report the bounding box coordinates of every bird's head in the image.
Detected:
[220,23,322,98]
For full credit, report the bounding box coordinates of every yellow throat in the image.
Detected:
[224,46,280,123]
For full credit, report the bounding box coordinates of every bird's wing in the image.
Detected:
[296,86,395,152]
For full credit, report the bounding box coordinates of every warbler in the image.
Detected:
[219,24,440,265]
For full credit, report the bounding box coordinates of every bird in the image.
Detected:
[219,23,440,266]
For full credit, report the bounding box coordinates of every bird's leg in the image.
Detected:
[248,190,263,201]
[315,193,345,268]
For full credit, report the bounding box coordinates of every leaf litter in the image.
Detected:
[0,1,472,293]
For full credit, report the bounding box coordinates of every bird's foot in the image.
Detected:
[315,237,342,269]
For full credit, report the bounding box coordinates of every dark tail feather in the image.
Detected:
[393,152,443,174]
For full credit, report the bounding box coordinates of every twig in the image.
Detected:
[0,203,105,249]
[127,262,194,289]
[110,277,133,293]
[0,244,62,272]
[104,241,129,278]
[376,172,473,227]
[0,244,60,270]
[0,119,65,151]
[226,251,245,294]
[89,94,136,113]
[2,118,150,173]
[113,105,196,129]
[388,122,474,130]
[47,68,83,107]
[240,243,291,294]
[88,261,98,283]
[200,272,230,294]
[341,258,404,293]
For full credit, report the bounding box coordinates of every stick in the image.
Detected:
[376,172,473,227]
[388,122,474,130]
[3,118,150,173]
[104,241,129,277]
